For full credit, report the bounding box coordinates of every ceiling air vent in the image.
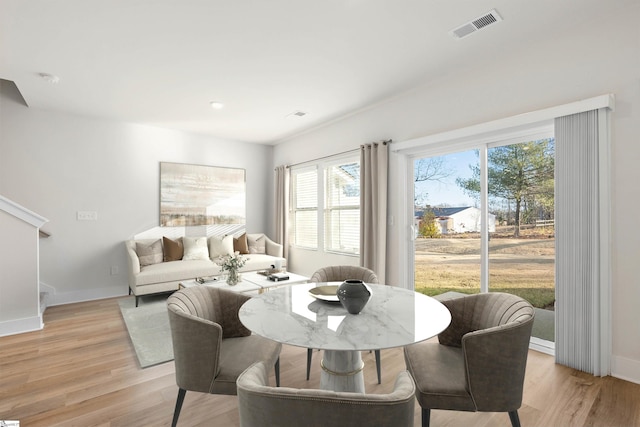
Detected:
[450,9,503,39]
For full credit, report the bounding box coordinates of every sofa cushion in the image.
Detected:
[247,234,266,254]
[163,236,183,262]
[233,233,249,254]
[136,239,163,266]
[209,235,234,259]
[135,259,220,286]
[183,236,209,260]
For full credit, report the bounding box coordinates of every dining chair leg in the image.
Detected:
[306,348,313,380]
[171,388,186,427]
[508,410,521,427]
[374,349,381,384]
[275,357,280,387]
[422,408,431,427]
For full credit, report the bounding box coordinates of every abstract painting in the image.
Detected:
[160,162,246,227]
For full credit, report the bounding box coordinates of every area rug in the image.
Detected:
[118,294,173,368]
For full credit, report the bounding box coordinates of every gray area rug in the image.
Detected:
[119,294,173,368]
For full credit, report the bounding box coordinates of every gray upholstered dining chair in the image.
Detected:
[237,361,416,427]
[167,286,282,427]
[404,292,534,427]
[308,265,382,383]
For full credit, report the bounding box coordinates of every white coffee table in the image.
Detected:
[179,271,309,295]
[179,277,262,294]
[242,271,309,292]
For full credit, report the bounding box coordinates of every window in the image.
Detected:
[325,161,360,254]
[291,166,318,249]
[290,155,360,255]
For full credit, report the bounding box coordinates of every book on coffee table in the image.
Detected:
[195,276,220,284]
[267,273,289,282]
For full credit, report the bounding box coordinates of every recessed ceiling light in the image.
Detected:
[209,101,224,109]
[286,110,308,118]
[39,73,60,84]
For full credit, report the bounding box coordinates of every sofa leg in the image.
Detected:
[171,388,186,427]
[422,408,431,427]
[275,357,280,387]
[508,410,521,427]
[135,295,139,307]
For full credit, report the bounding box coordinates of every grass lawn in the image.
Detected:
[415,286,555,309]
[414,231,556,309]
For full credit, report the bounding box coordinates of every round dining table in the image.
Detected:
[238,282,451,393]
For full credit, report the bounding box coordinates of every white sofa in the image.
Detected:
[126,233,285,306]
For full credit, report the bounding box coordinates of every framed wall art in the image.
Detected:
[160,162,246,227]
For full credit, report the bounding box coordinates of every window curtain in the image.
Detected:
[360,141,389,283]
[555,109,611,376]
[274,165,290,259]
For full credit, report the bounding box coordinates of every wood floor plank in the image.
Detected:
[1,296,639,426]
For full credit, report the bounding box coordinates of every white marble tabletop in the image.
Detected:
[238,282,451,352]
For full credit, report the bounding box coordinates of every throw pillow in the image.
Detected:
[163,236,183,262]
[182,236,210,260]
[136,239,163,267]
[247,234,266,254]
[208,235,234,259]
[233,233,249,254]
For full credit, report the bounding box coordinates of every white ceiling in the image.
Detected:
[0,0,627,145]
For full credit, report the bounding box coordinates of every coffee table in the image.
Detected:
[242,271,310,291]
[179,277,262,294]
[238,282,451,393]
[179,271,309,295]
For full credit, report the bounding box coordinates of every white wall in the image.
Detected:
[0,81,274,305]
[0,213,41,334]
[274,6,640,382]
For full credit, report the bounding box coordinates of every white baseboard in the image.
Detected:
[40,281,56,294]
[49,285,128,306]
[611,355,640,385]
[0,315,43,337]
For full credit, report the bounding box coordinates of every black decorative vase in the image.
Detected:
[337,279,371,314]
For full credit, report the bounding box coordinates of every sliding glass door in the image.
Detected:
[413,136,555,344]
[486,139,555,343]
[413,150,481,298]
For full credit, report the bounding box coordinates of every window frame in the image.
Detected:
[324,158,360,255]
[289,153,361,256]
[290,165,319,250]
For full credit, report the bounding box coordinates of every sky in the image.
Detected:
[414,150,478,208]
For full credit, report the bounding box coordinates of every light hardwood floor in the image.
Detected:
[1,296,639,427]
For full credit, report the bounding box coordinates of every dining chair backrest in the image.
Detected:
[309,265,379,284]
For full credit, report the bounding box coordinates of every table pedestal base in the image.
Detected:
[319,350,365,393]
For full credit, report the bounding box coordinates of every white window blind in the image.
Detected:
[291,167,318,249]
[325,161,360,254]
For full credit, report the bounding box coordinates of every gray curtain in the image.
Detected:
[274,165,289,259]
[360,141,389,283]
[555,109,610,376]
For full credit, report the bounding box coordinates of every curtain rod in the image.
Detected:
[283,139,392,169]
